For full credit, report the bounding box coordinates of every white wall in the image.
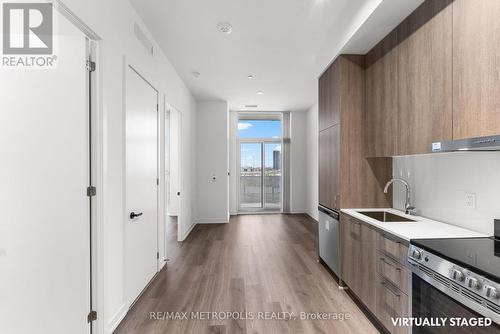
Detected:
[306,104,319,221]
[196,101,229,223]
[393,153,500,235]
[60,0,197,332]
[229,111,239,215]
[290,111,308,213]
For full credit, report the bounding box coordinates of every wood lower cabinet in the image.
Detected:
[376,275,410,334]
[360,222,378,313]
[341,213,410,334]
[340,214,362,291]
[452,0,500,139]
[319,125,340,210]
[340,215,377,313]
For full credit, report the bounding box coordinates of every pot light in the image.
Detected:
[247,75,254,79]
[257,91,263,95]
[217,22,233,34]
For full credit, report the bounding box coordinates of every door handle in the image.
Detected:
[130,212,143,219]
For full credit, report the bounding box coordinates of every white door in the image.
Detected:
[0,10,91,334]
[125,66,158,306]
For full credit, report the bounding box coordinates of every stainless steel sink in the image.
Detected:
[356,211,416,223]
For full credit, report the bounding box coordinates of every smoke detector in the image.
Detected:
[217,22,233,34]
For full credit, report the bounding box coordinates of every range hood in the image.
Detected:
[431,135,500,152]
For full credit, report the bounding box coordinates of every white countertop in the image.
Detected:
[341,208,488,241]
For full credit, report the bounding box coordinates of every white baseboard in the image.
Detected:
[179,221,196,241]
[107,303,128,334]
[196,217,229,224]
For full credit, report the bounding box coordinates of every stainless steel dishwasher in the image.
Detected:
[318,205,340,278]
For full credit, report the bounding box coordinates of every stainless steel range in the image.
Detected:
[408,236,500,333]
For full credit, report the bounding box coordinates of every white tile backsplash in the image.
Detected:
[392,152,500,235]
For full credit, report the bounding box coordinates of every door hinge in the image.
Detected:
[156,178,159,185]
[177,192,180,196]
[157,252,159,259]
[86,60,96,72]
[87,186,96,197]
[87,310,97,323]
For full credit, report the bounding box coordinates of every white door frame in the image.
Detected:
[164,103,183,242]
[236,113,284,213]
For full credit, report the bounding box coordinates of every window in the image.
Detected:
[238,119,282,139]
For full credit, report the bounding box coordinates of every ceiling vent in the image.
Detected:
[134,22,155,56]
[244,105,258,108]
[217,22,233,34]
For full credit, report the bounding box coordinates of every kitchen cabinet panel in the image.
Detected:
[318,59,341,131]
[376,275,410,334]
[377,253,409,295]
[342,213,411,333]
[365,29,399,157]
[341,215,378,313]
[340,215,362,292]
[398,0,453,154]
[453,0,500,139]
[360,223,378,313]
[319,125,340,211]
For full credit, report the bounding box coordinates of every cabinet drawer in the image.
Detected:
[378,253,409,295]
[378,233,408,264]
[377,276,409,334]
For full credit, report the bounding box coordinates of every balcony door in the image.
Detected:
[238,118,282,212]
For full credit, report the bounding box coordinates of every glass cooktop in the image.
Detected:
[411,237,500,282]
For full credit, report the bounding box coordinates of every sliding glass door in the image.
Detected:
[264,143,281,210]
[240,142,262,209]
[239,140,282,211]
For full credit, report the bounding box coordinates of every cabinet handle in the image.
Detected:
[381,281,401,298]
[381,257,402,272]
[382,234,401,244]
[350,218,361,225]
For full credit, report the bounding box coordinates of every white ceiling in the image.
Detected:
[129,0,422,112]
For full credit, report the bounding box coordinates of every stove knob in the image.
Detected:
[450,269,465,282]
[466,277,481,290]
[411,249,423,260]
[485,286,499,299]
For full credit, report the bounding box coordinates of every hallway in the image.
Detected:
[114,215,378,334]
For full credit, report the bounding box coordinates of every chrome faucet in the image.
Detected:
[384,178,416,215]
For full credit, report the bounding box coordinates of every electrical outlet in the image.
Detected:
[465,192,476,209]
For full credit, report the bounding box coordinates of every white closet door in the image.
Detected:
[125,66,158,306]
[0,9,91,334]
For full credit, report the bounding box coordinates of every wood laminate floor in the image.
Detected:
[114,214,378,334]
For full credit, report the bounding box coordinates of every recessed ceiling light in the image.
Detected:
[257,91,263,95]
[247,75,254,79]
[217,22,233,34]
[192,71,200,78]
[244,104,258,108]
